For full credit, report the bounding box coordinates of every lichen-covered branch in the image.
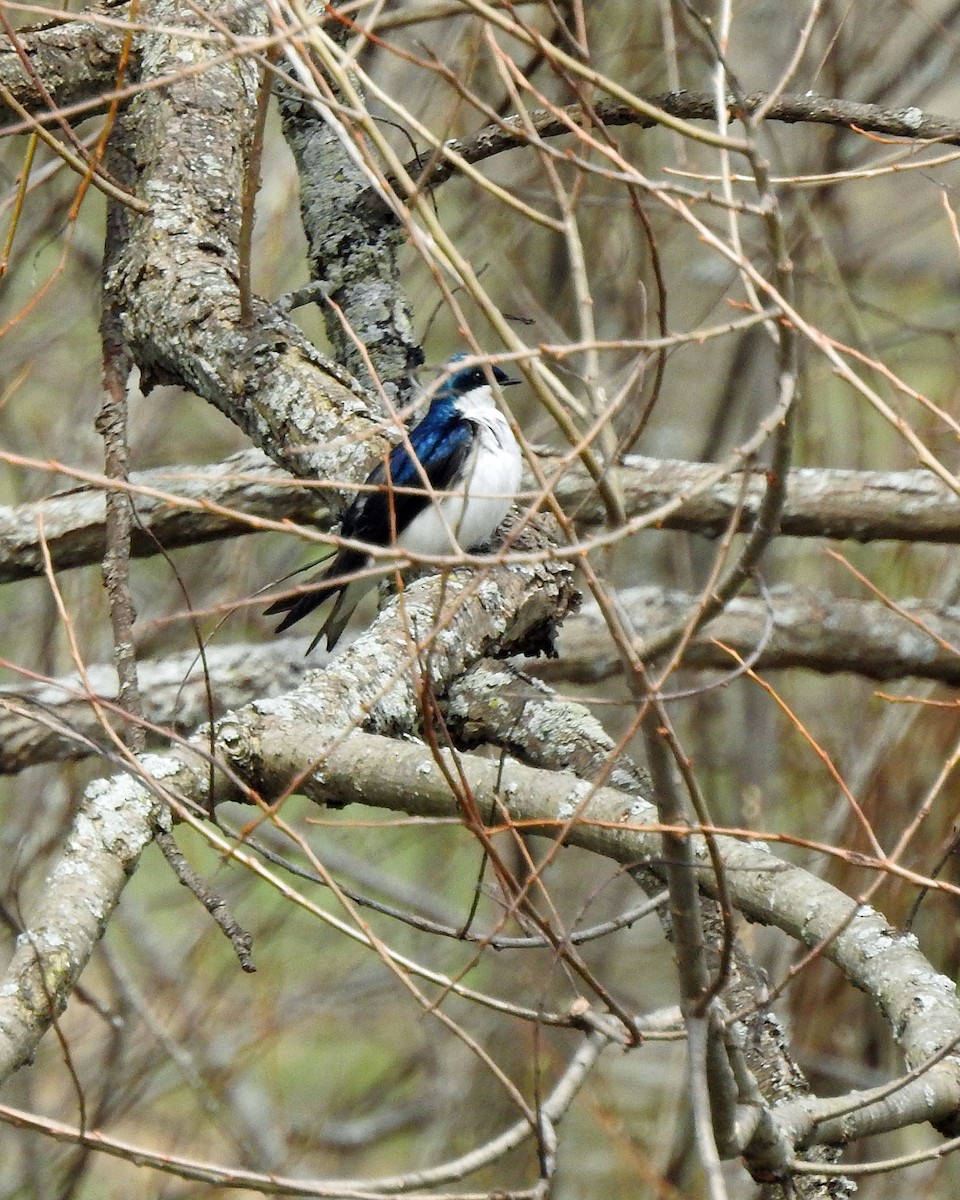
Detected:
[3,454,959,586]
[273,26,422,399]
[101,1,378,486]
[4,576,958,778]
[0,0,132,117]
[0,522,576,1080]
[0,762,162,1080]
[536,584,960,686]
[291,729,960,1149]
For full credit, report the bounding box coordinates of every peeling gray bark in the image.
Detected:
[101,1,379,486]
[4,455,960,586]
[275,39,422,400]
[0,524,576,1079]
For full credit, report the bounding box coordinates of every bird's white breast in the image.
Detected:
[398,385,523,556]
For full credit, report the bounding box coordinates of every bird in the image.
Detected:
[265,355,523,652]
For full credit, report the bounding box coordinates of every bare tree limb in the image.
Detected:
[0,450,328,584]
[273,22,423,397]
[0,636,314,774]
[360,90,960,215]
[0,0,133,115]
[0,518,576,1080]
[536,585,960,686]
[100,1,379,485]
[290,730,960,1147]
[445,664,842,1191]
[5,576,958,778]
[2,453,958,586]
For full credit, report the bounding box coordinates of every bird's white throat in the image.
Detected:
[398,385,522,555]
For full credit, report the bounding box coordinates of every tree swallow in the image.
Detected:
[266,355,523,651]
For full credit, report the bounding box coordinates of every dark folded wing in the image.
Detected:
[266,409,474,640]
[342,412,475,545]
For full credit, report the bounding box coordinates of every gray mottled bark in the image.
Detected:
[0,1,132,117]
[295,730,960,1152]
[0,519,576,1080]
[445,664,844,1191]
[274,22,422,399]
[537,584,960,686]
[101,1,379,488]
[4,456,960,586]
[0,637,315,774]
[0,450,328,583]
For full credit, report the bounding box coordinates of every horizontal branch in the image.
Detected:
[564,455,960,544]
[366,90,960,214]
[3,559,958,1152]
[536,584,960,685]
[0,449,327,583]
[6,573,954,776]
[2,452,957,585]
[7,6,958,158]
[0,635,314,774]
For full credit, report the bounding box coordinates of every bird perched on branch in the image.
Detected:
[266,355,523,652]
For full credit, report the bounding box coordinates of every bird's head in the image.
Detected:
[440,354,519,403]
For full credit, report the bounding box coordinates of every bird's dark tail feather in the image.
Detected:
[264,583,339,634]
[264,551,367,651]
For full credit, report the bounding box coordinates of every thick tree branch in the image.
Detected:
[536,585,960,686]
[100,1,379,486]
[445,664,840,1189]
[2,454,958,586]
[559,455,960,544]
[273,31,422,397]
[0,1,133,116]
[3,577,957,779]
[0,520,576,1080]
[3,540,957,1163]
[288,731,960,1146]
[0,449,329,583]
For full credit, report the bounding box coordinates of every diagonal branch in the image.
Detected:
[100,1,378,485]
[0,519,576,1081]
